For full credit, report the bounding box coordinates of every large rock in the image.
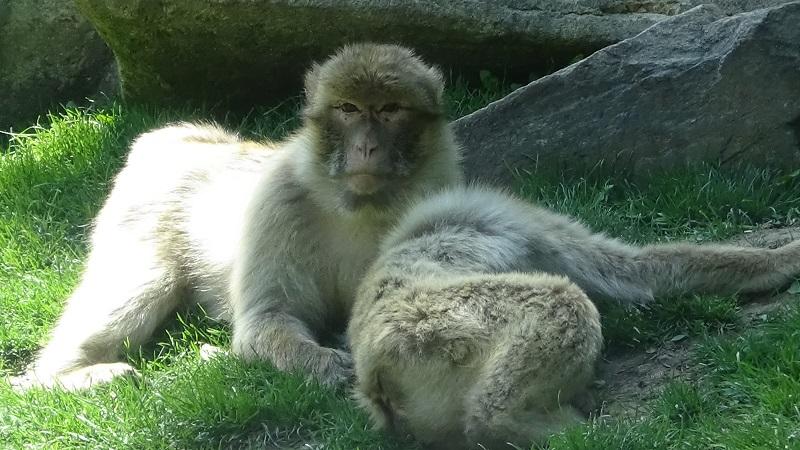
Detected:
[0,1,114,132]
[453,2,800,184]
[73,0,786,108]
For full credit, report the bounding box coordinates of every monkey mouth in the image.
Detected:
[346,173,384,195]
[341,178,397,212]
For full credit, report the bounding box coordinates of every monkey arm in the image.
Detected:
[229,264,354,385]
[229,213,354,386]
[231,306,353,385]
[520,231,655,304]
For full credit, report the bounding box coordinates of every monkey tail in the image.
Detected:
[635,239,800,299]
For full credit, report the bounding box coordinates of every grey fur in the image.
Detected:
[349,186,800,448]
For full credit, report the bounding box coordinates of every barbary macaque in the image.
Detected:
[349,186,800,449]
[14,43,462,390]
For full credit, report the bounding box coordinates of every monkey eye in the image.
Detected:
[339,103,360,113]
[380,103,400,113]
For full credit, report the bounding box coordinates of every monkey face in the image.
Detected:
[302,43,447,213]
[315,99,438,210]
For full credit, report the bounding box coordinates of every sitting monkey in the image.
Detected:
[14,43,462,390]
[349,186,800,449]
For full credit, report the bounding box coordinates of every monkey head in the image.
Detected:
[302,43,451,216]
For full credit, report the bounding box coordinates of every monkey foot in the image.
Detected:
[9,362,139,392]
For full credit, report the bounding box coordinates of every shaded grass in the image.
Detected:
[444,72,519,119]
[546,305,800,450]
[599,295,740,350]
[518,169,800,245]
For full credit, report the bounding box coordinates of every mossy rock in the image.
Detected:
[71,0,721,109]
[0,0,114,132]
[72,0,790,113]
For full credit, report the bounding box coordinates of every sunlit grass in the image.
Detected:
[2,90,800,449]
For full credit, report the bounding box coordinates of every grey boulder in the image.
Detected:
[453,2,800,184]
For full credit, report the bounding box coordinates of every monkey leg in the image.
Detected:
[20,243,184,391]
[232,311,353,386]
[462,277,602,449]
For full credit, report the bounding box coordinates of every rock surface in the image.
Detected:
[453,2,800,184]
[0,0,114,131]
[73,0,786,108]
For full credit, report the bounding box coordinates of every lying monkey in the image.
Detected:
[13,43,462,390]
[349,186,800,449]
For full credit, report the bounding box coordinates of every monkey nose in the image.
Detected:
[347,173,382,195]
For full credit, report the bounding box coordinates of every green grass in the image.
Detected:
[1,314,409,449]
[2,91,800,449]
[518,171,800,350]
[514,156,800,450]
[546,308,800,450]
[444,72,519,119]
[0,104,419,449]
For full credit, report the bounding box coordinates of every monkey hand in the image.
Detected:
[232,316,355,386]
[310,347,354,387]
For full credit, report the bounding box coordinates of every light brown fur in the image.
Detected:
[351,272,601,449]
[13,43,462,390]
[349,186,800,448]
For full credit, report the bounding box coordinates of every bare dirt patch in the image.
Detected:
[591,227,800,419]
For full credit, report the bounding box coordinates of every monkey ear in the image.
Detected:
[428,65,445,107]
[417,64,446,113]
[304,63,322,103]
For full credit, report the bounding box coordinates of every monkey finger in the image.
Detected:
[311,347,355,387]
